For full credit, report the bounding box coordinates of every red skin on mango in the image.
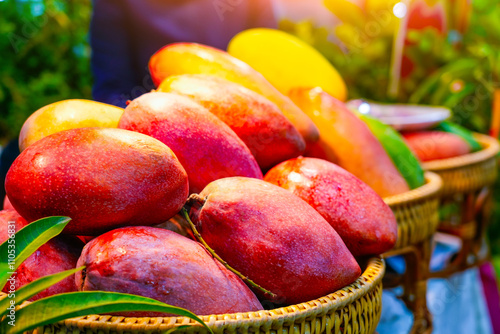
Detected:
[148,43,320,146]
[189,177,361,305]
[402,131,471,162]
[0,210,83,301]
[264,157,397,256]
[5,128,189,235]
[119,92,263,193]
[158,74,306,170]
[76,226,263,316]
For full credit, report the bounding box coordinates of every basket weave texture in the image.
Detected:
[7,258,385,334]
[422,134,499,196]
[384,172,443,250]
[422,133,499,276]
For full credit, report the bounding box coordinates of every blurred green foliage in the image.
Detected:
[0,0,92,144]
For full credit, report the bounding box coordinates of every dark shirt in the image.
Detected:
[90,0,277,107]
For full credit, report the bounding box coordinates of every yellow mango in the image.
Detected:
[19,99,124,151]
[228,28,347,102]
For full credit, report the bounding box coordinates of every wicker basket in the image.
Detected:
[422,133,500,277]
[14,258,385,334]
[381,172,442,334]
[384,172,443,250]
[422,134,499,196]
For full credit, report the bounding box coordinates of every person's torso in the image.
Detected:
[123,0,276,83]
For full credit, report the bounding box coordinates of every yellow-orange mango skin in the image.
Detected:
[288,88,409,197]
[148,43,319,145]
[19,99,124,151]
[264,157,398,256]
[158,74,306,170]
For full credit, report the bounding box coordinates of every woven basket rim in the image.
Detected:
[422,133,500,171]
[383,171,442,206]
[2,258,384,329]
[156,257,384,326]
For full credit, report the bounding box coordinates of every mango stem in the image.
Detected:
[180,207,276,299]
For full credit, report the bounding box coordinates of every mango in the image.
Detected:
[434,121,482,152]
[119,92,263,193]
[0,210,83,300]
[402,131,472,162]
[188,177,361,305]
[360,114,425,189]
[76,226,263,316]
[288,87,410,197]
[148,43,319,144]
[19,99,124,152]
[228,28,347,101]
[5,128,188,235]
[264,157,397,256]
[158,74,306,170]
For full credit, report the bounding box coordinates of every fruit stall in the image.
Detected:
[1,1,500,333]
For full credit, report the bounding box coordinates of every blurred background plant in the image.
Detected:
[0,0,92,145]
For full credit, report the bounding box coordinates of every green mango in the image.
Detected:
[434,121,482,152]
[360,114,425,189]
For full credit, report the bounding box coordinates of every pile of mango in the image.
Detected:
[1,28,479,314]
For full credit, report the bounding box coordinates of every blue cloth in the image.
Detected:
[90,0,277,108]
[378,240,494,333]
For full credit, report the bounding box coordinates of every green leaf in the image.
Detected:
[0,291,212,334]
[0,267,84,319]
[0,216,71,290]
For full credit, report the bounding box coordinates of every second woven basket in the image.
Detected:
[382,172,443,334]
[423,133,499,277]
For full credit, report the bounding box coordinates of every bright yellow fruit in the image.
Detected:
[19,99,124,151]
[228,28,348,101]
